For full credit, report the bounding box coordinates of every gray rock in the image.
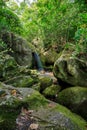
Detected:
[1,31,32,66]
[34,108,81,130]
[5,76,34,88]
[0,82,86,130]
[53,53,87,87]
[57,86,87,120]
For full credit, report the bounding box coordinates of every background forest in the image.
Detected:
[0,0,87,54]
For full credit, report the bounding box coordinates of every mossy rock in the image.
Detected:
[57,86,87,120]
[0,109,18,130]
[21,89,48,109]
[77,100,87,122]
[0,83,87,130]
[12,34,32,67]
[43,84,61,99]
[41,49,58,65]
[4,55,18,70]
[32,83,40,91]
[39,77,53,92]
[40,49,59,71]
[33,105,87,130]
[0,82,48,129]
[44,65,53,71]
[53,52,87,87]
[0,53,19,81]
[0,39,7,51]
[5,76,35,88]
[0,87,24,130]
[0,82,48,109]
[1,31,32,66]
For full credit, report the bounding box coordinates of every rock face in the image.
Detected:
[43,84,61,99]
[1,31,32,66]
[0,52,39,89]
[0,53,19,81]
[5,75,35,88]
[34,107,83,130]
[53,53,87,87]
[39,77,53,92]
[0,82,48,130]
[0,82,86,130]
[57,87,87,120]
[42,49,58,65]
[41,49,59,71]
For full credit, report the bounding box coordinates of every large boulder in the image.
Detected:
[1,31,32,66]
[53,52,87,87]
[0,52,41,91]
[41,49,59,71]
[33,106,86,130]
[39,77,53,92]
[0,82,86,130]
[57,86,87,120]
[0,52,39,88]
[5,75,35,88]
[0,53,19,81]
[43,84,61,99]
[43,49,58,65]
[0,82,48,130]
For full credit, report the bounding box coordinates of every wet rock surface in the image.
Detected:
[57,86,87,121]
[0,82,87,130]
[33,108,82,130]
[1,31,32,66]
[53,52,87,87]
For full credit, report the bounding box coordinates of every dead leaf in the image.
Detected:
[29,123,39,129]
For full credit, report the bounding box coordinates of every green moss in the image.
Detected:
[0,109,18,130]
[32,83,40,91]
[43,49,58,65]
[0,97,27,129]
[25,91,49,109]
[0,102,22,130]
[0,88,86,130]
[53,104,87,130]
[56,87,87,121]
[6,76,34,88]
[57,87,87,106]
[40,77,53,91]
[43,84,61,97]
[53,52,87,87]
[44,65,53,71]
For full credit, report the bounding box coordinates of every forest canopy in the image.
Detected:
[0,0,87,54]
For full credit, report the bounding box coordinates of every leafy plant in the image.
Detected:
[0,1,23,35]
[4,0,87,54]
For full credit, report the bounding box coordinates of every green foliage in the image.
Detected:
[0,0,6,7]
[3,0,87,54]
[0,1,23,35]
[0,40,7,51]
[33,0,80,49]
[17,0,80,49]
[74,12,87,53]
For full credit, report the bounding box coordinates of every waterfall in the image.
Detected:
[32,52,44,71]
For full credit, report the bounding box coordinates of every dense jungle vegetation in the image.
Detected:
[0,0,87,54]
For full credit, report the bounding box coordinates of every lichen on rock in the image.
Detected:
[53,52,87,87]
[57,86,87,120]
